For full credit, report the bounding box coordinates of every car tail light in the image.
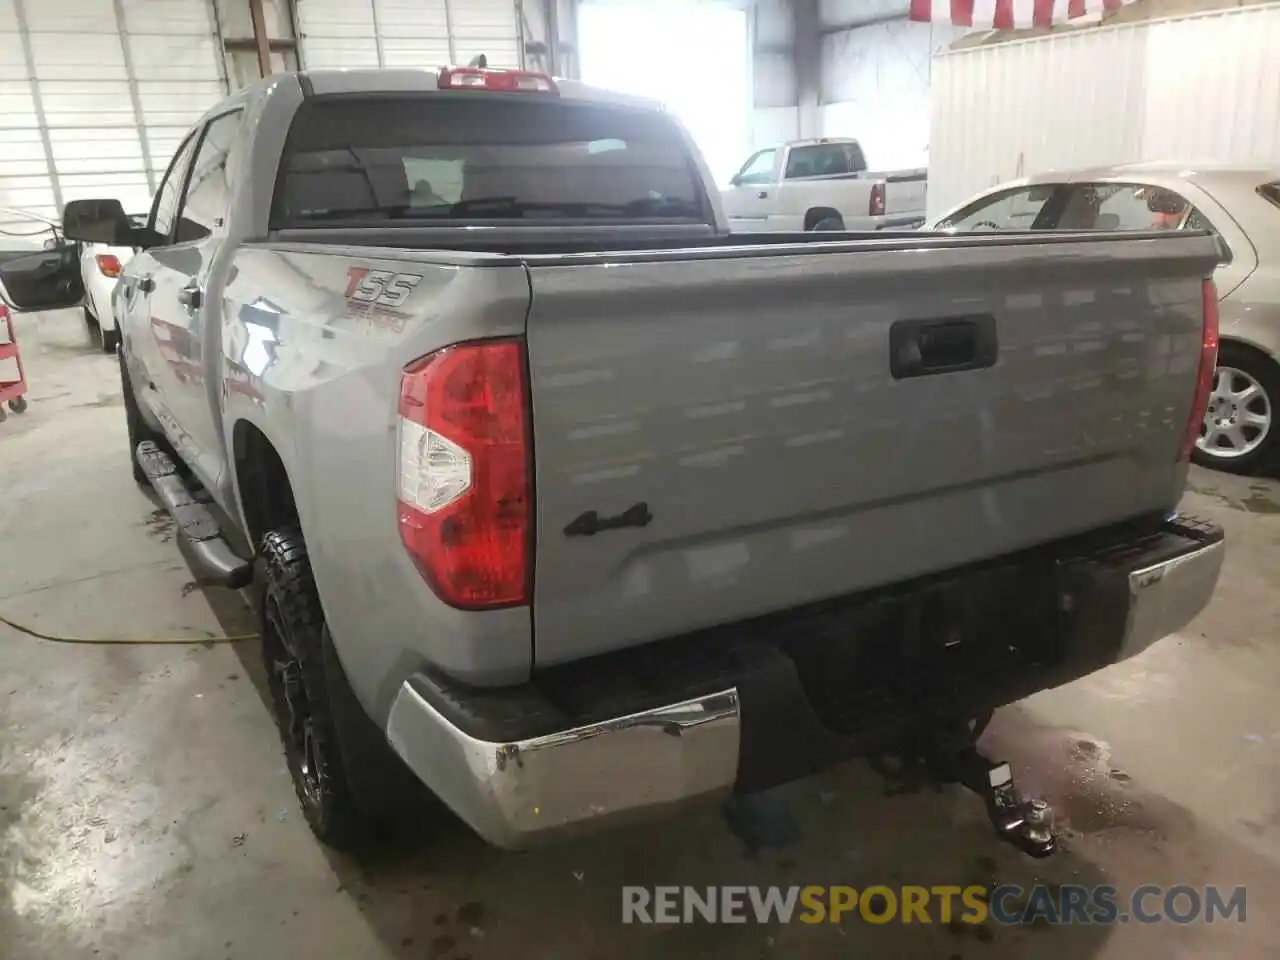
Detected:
[1180,278,1220,461]
[95,254,123,278]
[869,183,886,217]
[396,339,532,609]
[437,67,558,94]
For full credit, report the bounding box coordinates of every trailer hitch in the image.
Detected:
[870,721,1057,859]
[945,746,1056,859]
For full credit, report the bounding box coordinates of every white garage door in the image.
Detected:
[295,0,523,71]
[0,0,224,231]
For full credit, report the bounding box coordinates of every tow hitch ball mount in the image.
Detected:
[959,748,1057,859]
[874,732,1058,859]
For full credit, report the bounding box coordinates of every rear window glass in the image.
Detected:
[784,144,864,179]
[272,96,707,226]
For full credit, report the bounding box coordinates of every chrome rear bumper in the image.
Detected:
[386,683,740,848]
[1118,534,1225,661]
[385,517,1223,849]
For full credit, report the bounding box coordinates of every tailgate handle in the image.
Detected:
[890,315,997,379]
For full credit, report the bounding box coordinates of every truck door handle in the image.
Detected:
[136,275,155,294]
[756,190,769,199]
[890,315,998,379]
[178,284,203,310]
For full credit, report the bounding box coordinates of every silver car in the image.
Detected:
[933,163,1280,474]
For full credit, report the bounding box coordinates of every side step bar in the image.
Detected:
[136,441,253,589]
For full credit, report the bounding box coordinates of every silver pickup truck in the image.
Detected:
[1,65,1226,857]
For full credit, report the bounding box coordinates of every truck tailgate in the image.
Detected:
[525,232,1217,666]
[872,168,928,218]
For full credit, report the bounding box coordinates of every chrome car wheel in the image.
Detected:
[1197,365,1271,459]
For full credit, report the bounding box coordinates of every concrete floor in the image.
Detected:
[2,309,1278,960]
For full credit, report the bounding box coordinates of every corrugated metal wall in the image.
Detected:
[0,0,527,240]
[929,2,1280,218]
[0,0,224,233]
[294,0,524,70]
[819,0,962,169]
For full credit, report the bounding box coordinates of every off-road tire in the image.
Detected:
[257,529,371,849]
[257,530,424,849]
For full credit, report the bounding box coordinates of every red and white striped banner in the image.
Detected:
[908,0,1135,30]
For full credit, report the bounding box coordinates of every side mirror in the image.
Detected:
[729,174,742,187]
[62,198,136,245]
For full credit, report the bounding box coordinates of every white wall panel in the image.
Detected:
[297,0,521,71]
[753,50,795,108]
[295,0,379,67]
[820,0,908,28]
[819,17,963,171]
[448,0,521,65]
[377,0,451,67]
[0,3,55,224]
[0,0,223,230]
[756,0,793,46]
[121,0,225,175]
[752,105,799,149]
[928,3,1280,219]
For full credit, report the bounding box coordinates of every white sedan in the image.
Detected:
[931,163,1280,475]
[79,213,144,353]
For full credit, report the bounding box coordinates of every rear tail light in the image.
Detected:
[1180,278,1220,461]
[95,254,123,278]
[437,67,558,94]
[396,339,532,609]
[869,182,886,217]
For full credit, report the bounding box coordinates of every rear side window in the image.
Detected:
[1054,183,1189,231]
[734,149,776,186]
[940,186,1054,231]
[784,143,865,179]
[942,182,1204,232]
[175,110,244,243]
[272,96,707,226]
[151,133,200,241]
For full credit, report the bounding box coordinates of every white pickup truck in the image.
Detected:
[721,138,927,233]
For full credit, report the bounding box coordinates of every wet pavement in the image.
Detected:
[2,310,1279,959]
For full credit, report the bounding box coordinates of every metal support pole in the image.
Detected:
[514,0,527,69]
[288,0,306,68]
[248,0,273,77]
[205,0,233,92]
[792,0,822,138]
[370,0,386,67]
[111,0,156,194]
[562,0,579,79]
[544,0,560,76]
[12,0,62,214]
[443,0,457,64]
